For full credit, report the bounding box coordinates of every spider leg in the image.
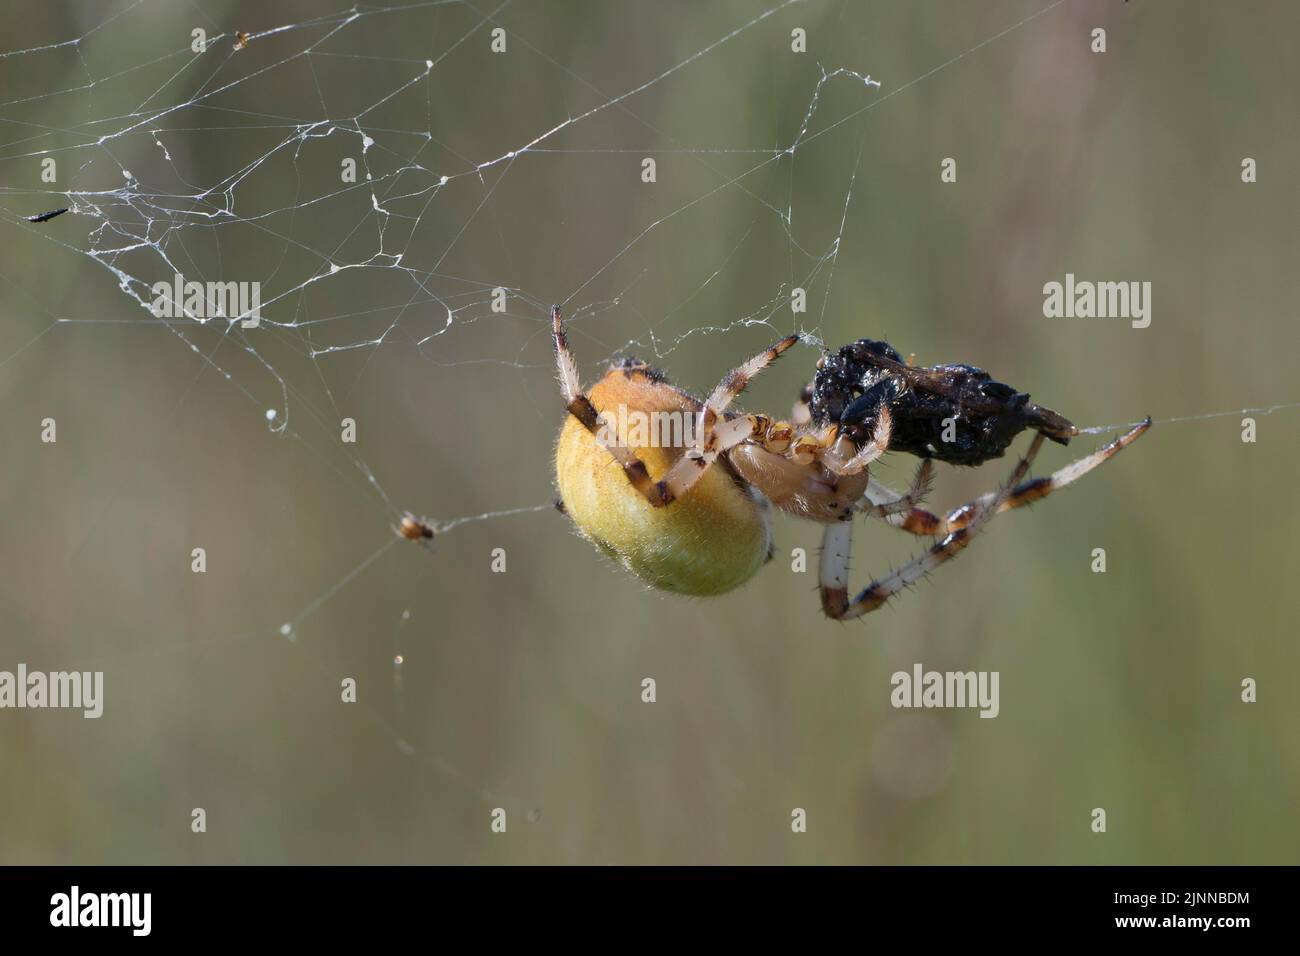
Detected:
[819,434,1044,619]
[701,334,801,419]
[552,305,665,503]
[862,419,1150,536]
[655,333,799,505]
[856,459,935,519]
[652,415,763,504]
[819,406,892,477]
[553,306,791,507]
[689,334,799,454]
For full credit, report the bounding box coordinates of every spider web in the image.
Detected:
[2,0,902,839]
[2,0,1297,862]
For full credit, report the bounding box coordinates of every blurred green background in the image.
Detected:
[1,0,1297,864]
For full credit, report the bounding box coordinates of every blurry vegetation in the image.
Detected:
[0,0,1297,863]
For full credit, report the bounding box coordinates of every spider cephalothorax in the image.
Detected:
[551,307,1149,619]
[811,338,1079,466]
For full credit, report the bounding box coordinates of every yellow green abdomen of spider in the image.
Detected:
[555,366,772,596]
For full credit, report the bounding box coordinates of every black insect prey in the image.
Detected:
[811,338,1079,467]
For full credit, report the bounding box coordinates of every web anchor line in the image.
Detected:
[1077,401,1300,436]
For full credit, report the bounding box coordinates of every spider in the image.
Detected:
[233,31,251,51]
[395,511,436,546]
[551,306,1149,620]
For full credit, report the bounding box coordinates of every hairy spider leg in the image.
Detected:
[863,419,1151,536]
[819,434,1045,620]
[553,304,798,507]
